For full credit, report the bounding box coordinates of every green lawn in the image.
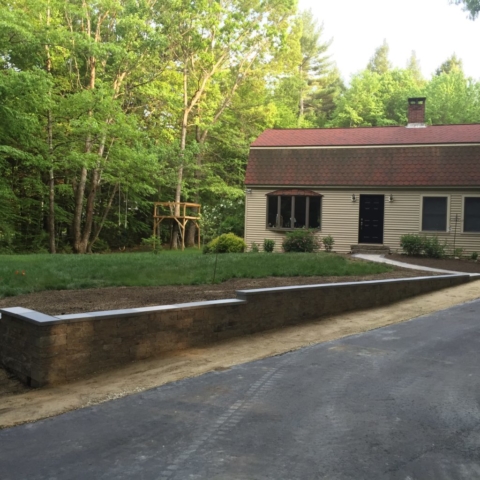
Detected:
[0,250,392,298]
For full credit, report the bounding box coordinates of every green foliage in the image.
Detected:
[400,234,425,256]
[90,238,111,254]
[263,239,275,252]
[471,251,478,260]
[425,70,480,124]
[201,199,245,243]
[203,233,246,254]
[400,234,446,258]
[453,0,480,19]
[322,235,334,252]
[453,247,464,258]
[2,0,480,257]
[367,40,392,74]
[423,236,447,259]
[329,69,421,127]
[435,54,463,76]
[282,230,320,253]
[141,236,163,254]
[0,251,392,297]
[250,242,260,253]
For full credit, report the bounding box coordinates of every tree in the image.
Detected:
[435,54,464,76]
[406,51,424,84]
[367,40,392,75]
[452,0,480,19]
[297,10,331,122]
[157,0,297,248]
[426,70,480,124]
[330,69,420,127]
[1,0,168,253]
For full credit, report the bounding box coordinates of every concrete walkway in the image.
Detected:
[353,253,480,276]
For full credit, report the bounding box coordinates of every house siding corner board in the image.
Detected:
[245,188,480,254]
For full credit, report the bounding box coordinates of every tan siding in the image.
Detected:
[245,188,480,255]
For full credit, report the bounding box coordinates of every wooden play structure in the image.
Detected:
[153,202,201,250]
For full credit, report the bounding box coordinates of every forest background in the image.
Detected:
[0,0,479,254]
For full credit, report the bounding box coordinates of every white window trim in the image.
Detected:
[419,194,450,233]
[461,194,480,234]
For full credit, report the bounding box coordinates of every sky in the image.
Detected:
[298,0,480,82]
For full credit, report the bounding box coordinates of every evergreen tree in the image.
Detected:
[367,40,392,74]
[406,51,424,84]
[452,0,480,19]
[435,54,464,76]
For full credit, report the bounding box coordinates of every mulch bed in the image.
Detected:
[389,253,480,274]
[0,264,438,316]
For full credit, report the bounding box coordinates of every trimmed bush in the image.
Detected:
[400,234,424,256]
[203,233,246,254]
[282,230,320,253]
[263,239,275,253]
[322,235,334,252]
[471,252,478,261]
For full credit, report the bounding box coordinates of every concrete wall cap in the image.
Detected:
[0,307,58,324]
[235,274,466,297]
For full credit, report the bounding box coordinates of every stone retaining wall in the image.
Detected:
[0,275,471,387]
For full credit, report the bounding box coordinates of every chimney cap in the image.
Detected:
[408,97,426,105]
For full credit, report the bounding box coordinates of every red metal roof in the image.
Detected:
[251,124,480,147]
[245,145,480,187]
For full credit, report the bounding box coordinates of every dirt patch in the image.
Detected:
[389,253,480,273]
[0,265,438,316]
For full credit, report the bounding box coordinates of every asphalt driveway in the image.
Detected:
[1,299,480,479]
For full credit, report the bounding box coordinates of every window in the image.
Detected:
[464,197,480,232]
[422,196,447,231]
[267,191,322,230]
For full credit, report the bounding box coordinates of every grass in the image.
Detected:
[0,249,393,298]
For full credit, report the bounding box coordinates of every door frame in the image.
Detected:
[358,194,385,244]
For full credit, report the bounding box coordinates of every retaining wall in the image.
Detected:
[0,274,470,387]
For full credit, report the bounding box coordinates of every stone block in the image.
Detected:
[66,322,95,340]
[34,334,67,348]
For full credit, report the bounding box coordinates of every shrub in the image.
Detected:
[141,235,162,254]
[471,252,478,261]
[453,247,464,258]
[263,239,275,253]
[203,233,246,254]
[250,242,260,253]
[322,235,334,252]
[423,236,446,259]
[282,230,320,253]
[400,233,447,258]
[90,237,111,253]
[400,234,424,256]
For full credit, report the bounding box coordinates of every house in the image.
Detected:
[244,98,480,254]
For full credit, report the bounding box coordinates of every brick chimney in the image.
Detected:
[406,97,426,128]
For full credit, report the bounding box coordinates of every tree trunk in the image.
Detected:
[88,183,118,253]
[185,222,196,247]
[46,4,56,253]
[48,165,55,253]
[72,165,88,253]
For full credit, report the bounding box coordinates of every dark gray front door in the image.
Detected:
[359,195,384,244]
